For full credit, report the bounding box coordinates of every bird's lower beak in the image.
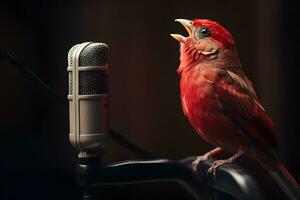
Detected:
[170,19,194,43]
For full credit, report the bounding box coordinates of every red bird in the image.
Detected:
[171,18,300,198]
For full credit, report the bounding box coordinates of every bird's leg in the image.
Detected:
[192,147,223,172]
[208,150,244,177]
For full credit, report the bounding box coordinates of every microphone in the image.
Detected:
[67,42,109,158]
[0,47,157,159]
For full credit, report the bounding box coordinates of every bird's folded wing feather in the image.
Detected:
[213,69,279,155]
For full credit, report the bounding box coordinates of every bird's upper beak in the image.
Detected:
[170,19,194,43]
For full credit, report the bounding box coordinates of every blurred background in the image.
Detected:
[0,0,299,199]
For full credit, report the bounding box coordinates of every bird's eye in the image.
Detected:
[198,27,210,37]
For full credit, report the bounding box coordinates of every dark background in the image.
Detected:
[0,0,299,199]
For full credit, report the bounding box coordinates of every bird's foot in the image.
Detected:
[192,147,224,173]
[192,155,209,172]
[207,159,233,177]
[207,150,244,178]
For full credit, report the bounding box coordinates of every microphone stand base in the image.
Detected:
[77,151,103,200]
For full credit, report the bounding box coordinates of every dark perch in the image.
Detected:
[76,156,263,200]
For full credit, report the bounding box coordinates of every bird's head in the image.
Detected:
[171,19,239,72]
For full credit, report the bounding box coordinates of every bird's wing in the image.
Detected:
[214,69,279,157]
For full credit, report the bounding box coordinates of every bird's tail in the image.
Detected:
[254,152,300,200]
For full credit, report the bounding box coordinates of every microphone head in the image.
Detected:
[67,42,109,156]
[68,42,108,67]
[68,43,109,95]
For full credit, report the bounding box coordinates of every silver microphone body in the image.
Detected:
[67,42,109,157]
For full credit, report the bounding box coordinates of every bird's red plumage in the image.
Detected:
[174,19,300,194]
[192,19,235,49]
[180,67,249,151]
[178,19,279,154]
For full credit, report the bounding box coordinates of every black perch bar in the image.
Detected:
[77,156,263,200]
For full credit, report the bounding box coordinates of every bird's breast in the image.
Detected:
[180,69,220,137]
[179,68,242,149]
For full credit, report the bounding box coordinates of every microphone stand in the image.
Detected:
[77,153,104,200]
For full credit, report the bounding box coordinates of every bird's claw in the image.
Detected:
[192,155,208,173]
[207,159,232,178]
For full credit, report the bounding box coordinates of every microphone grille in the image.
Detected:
[79,43,108,66]
[68,44,78,95]
[68,43,108,95]
[79,71,107,95]
[67,43,108,67]
[68,44,79,68]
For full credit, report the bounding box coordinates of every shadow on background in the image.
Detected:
[0,0,299,199]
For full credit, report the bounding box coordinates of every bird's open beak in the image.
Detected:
[170,19,194,43]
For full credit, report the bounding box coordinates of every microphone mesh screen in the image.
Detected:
[67,44,79,95]
[69,72,73,95]
[79,43,108,66]
[67,43,108,95]
[79,43,108,95]
[68,44,79,67]
[79,71,107,95]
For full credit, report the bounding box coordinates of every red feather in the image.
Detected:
[192,19,235,49]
